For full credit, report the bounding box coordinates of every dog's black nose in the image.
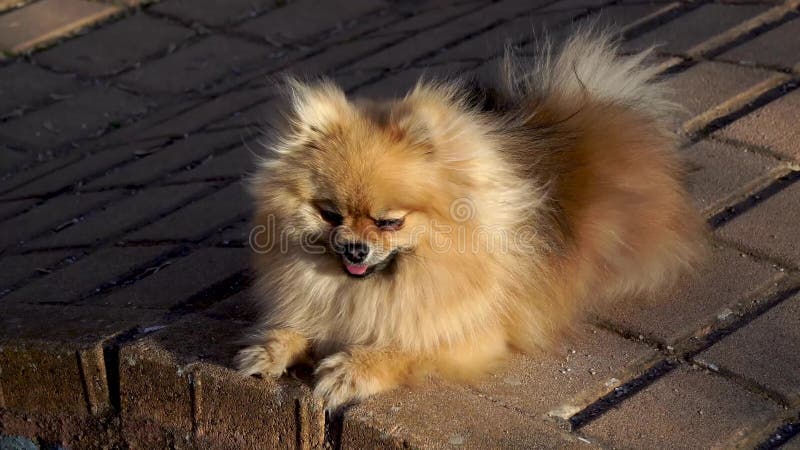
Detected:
[343,242,370,264]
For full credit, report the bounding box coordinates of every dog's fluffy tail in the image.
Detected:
[501,27,675,122]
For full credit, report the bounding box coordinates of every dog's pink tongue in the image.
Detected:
[345,263,368,275]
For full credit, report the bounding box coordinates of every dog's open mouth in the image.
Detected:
[341,250,400,278]
[343,262,371,277]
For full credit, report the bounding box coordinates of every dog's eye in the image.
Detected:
[317,207,343,226]
[375,218,404,231]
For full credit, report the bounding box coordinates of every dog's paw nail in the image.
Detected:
[234,344,288,378]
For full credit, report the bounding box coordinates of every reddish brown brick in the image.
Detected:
[0,303,163,417]
[0,191,118,250]
[35,14,193,77]
[696,292,800,405]
[151,0,279,28]
[124,182,250,242]
[28,183,208,248]
[0,87,150,152]
[718,18,800,70]
[0,62,82,116]
[117,35,274,95]
[683,139,781,215]
[1,246,170,305]
[626,4,769,54]
[343,382,590,449]
[664,61,772,122]
[473,325,657,421]
[715,89,800,162]
[84,129,246,189]
[717,180,800,268]
[0,0,119,53]
[596,244,786,346]
[582,366,782,448]
[119,313,317,447]
[86,247,249,310]
[236,0,387,45]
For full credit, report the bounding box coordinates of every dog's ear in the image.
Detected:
[284,78,351,136]
[398,81,475,152]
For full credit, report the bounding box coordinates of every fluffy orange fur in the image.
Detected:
[235,30,707,409]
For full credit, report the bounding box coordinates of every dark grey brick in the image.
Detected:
[84,130,248,189]
[28,184,209,249]
[0,191,118,251]
[0,87,151,152]
[116,35,275,95]
[87,247,249,309]
[35,14,194,77]
[0,61,82,116]
[151,0,279,28]
[125,182,251,241]
[170,144,257,182]
[1,246,170,305]
[236,0,387,45]
[0,250,74,291]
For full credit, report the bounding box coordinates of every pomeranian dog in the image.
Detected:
[235,29,706,409]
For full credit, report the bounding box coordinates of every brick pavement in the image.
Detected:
[0,0,799,448]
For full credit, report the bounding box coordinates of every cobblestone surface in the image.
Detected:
[0,0,799,448]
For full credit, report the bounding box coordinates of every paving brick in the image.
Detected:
[663,61,772,122]
[0,0,119,53]
[582,366,782,448]
[87,247,249,309]
[0,154,80,195]
[35,13,193,77]
[696,292,800,405]
[151,0,279,28]
[626,4,769,54]
[596,244,786,346]
[0,62,82,116]
[201,289,258,322]
[541,0,613,12]
[717,180,800,268]
[85,129,247,189]
[0,145,29,173]
[170,143,257,182]
[786,434,800,450]
[0,191,118,250]
[426,10,574,63]
[215,219,253,245]
[352,0,550,70]
[116,35,274,95]
[715,89,800,162]
[342,382,590,449]
[353,62,475,99]
[236,0,387,45]
[377,1,485,35]
[0,197,36,220]
[1,144,143,199]
[684,139,781,215]
[718,18,800,69]
[134,88,273,141]
[1,246,169,305]
[0,250,74,291]
[29,184,209,249]
[119,313,317,446]
[125,182,250,241]
[0,87,150,152]
[473,325,657,421]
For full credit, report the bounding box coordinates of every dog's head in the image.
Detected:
[250,79,524,279]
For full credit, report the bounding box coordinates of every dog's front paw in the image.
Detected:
[234,342,292,378]
[314,352,381,410]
